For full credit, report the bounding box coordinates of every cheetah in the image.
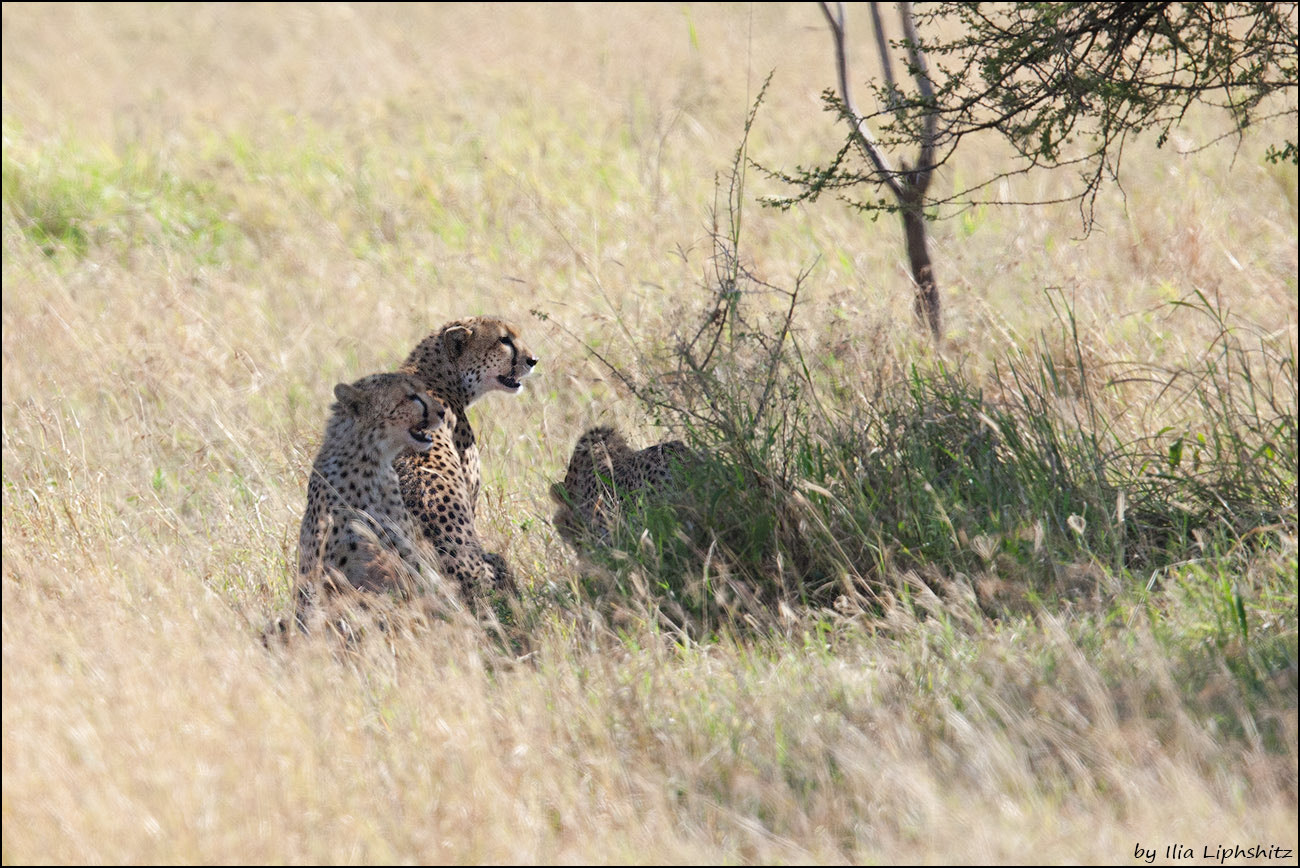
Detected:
[551,426,691,547]
[394,316,538,592]
[295,373,451,629]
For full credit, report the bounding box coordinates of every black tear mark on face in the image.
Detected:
[407,393,435,445]
[497,335,522,389]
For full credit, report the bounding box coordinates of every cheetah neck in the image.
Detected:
[399,344,478,451]
[314,418,406,516]
[401,343,476,404]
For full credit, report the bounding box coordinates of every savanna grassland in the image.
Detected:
[2,3,1297,864]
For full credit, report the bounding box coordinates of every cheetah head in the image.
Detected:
[333,373,452,457]
[405,316,538,405]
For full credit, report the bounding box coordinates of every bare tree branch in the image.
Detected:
[869,4,901,111]
[899,0,937,195]
[820,0,905,201]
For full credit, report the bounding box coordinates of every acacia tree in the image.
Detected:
[767,2,1298,340]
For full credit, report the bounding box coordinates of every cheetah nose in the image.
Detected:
[525,355,538,368]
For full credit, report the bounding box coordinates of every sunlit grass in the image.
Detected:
[2,3,1295,863]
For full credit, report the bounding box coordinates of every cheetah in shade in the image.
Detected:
[551,426,691,547]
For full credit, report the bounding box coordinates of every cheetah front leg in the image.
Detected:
[398,456,513,596]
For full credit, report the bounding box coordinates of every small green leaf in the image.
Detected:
[1232,584,1249,641]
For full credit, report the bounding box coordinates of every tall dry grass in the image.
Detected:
[3,3,1296,863]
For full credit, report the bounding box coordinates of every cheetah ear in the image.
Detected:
[333,382,366,413]
[443,325,473,358]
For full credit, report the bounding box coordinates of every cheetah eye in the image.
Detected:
[499,336,513,347]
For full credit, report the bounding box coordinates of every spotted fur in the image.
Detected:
[551,426,690,546]
[395,316,538,592]
[295,373,451,629]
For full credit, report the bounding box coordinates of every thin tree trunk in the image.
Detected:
[901,203,939,339]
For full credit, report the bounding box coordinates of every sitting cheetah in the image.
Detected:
[551,426,691,547]
[295,373,451,629]
[395,316,538,593]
